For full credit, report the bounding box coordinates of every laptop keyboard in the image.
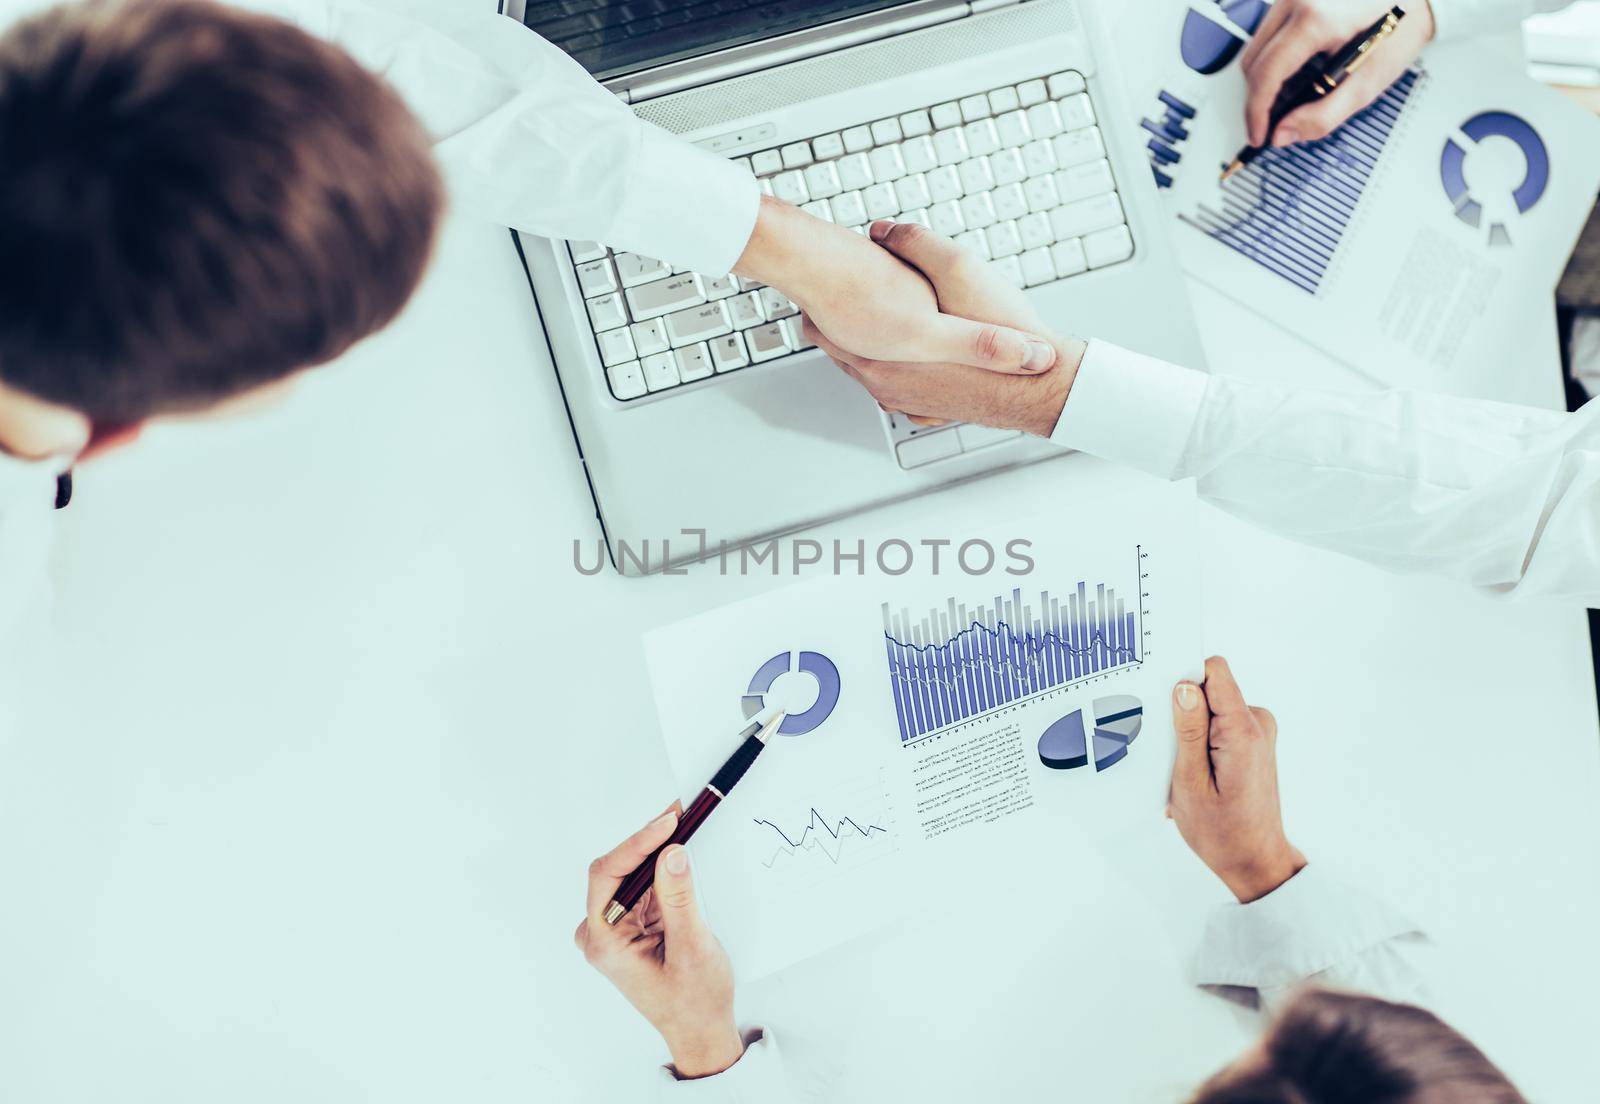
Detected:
[569,71,1134,419]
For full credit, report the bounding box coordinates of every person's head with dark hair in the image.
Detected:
[0,0,442,459]
[1192,988,1526,1104]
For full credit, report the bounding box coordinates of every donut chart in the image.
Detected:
[742,651,841,736]
[1440,111,1549,246]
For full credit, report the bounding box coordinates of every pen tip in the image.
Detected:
[1220,160,1241,182]
[757,711,786,743]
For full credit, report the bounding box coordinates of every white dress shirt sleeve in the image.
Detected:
[1428,0,1574,40]
[243,0,760,274]
[1051,340,1600,602]
[654,1027,818,1103]
[1190,865,1429,1012]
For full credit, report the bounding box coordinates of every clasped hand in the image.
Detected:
[785,215,1086,436]
[734,197,1066,403]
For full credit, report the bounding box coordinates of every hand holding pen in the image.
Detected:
[575,803,745,1079]
[1237,1,1434,152]
[573,712,784,1079]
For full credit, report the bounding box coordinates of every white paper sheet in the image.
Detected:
[643,479,1202,980]
[1138,2,1600,395]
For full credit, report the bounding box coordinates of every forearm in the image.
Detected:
[263,0,759,273]
[1051,341,1600,601]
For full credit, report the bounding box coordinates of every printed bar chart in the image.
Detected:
[1177,69,1419,294]
[882,571,1143,744]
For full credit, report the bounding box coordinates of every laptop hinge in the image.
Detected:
[610,0,978,104]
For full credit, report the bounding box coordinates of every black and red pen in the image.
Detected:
[603,710,787,925]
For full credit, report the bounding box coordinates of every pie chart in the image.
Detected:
[741,651,841,736]
[1091,694,1143,771]
[1037,709,1089,770]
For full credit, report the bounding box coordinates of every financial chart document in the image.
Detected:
[644,479,1202,980]
[1139,0,1600,396]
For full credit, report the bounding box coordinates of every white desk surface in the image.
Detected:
[4,5,1599,1102]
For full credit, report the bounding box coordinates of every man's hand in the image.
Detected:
[735,197,1058,374]
[1169,656,1306,903]
[802,221,1086,436]
[574,806,743,1079]
[1239,0,1434,148]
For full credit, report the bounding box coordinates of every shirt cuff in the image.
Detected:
[655,1027,791,1102]
[1049,339,1208,477]
[1190,865,1423,992]
[1428,0,1536,41]
[608,122,762,276]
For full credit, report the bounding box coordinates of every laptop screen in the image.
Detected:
[523,0,911,82]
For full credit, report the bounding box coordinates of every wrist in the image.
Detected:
[734,196,877,311]
[733,196,820,292]
[1020,335,1086,437]
[663,1021,745,1079]
[1219,844,1307,904]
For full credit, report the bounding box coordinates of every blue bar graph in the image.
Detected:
[883,571,1145,744]
[1177,69,1419,295]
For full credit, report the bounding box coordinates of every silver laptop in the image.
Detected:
[506,0,1206,573]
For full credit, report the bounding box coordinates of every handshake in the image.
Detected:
[737,196,1088,439]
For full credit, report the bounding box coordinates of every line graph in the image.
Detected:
[882,547,1148,744]
[1177,69,1419,294]
[754,807,889,867]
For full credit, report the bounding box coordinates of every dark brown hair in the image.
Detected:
[0,0,443,421]
[1192,989,1526,1104]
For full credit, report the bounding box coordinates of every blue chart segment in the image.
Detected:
[1178,0,1269,75]
[754,807,888,867]
[883,570,1143,745]
[1178,69,1419,295]
[1038,710,1089,770]
[742,651,841,736]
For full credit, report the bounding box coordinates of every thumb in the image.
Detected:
[653,845,710,946]
[926,313,1058,374]
[870,219,971,278]
[1171,680,1213,795]
[870,220,1055,375]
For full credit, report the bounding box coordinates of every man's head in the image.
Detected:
[0,0,442,454]
[1193,989,1525,1104]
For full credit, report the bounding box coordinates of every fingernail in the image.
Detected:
[1176,683,1198,709]
[869,220,893,241]
[1023,340,1056,373]
[665,847,689,875]
[1272,127,1299,148]
[652,809,678,830]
